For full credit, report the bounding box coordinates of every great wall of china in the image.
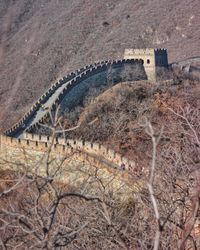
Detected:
[0,131,140,188]
[0,59,143,183]
[0,132,136,170]
[0,50,169,181]
[4,59,146,137]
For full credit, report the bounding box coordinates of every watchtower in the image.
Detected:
[124,48,168,81]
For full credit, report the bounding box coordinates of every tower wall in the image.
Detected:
[124,48,168,81]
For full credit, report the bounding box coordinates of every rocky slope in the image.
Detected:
[0,0,199,130]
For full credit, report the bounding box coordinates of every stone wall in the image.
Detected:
[4,62,104,136]
[5,59,146,137]
[0,134,139,194]
[23,133,135,169]
[0,133,135,171]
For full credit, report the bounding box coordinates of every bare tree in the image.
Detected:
[1,105,200,249]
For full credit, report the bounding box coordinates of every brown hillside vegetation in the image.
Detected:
[1,1,200,249]
[0,0,200,130]
[66,78,199,168]
[0,77,200,249]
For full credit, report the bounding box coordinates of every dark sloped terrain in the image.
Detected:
[0,0,199,130]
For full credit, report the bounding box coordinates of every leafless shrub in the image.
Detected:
[1,105,200,249]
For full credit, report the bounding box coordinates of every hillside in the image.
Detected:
[0,0,200,130]
[0,76,200,249]
[63,78,199,169]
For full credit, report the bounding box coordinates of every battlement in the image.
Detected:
[125,48,155,56]
[154,48,167,53]
[0,133,136,172]
[125,48,167,55]
[0,134,141,195]
[4,59,146,137]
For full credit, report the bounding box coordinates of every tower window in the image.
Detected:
[147,59,150,64]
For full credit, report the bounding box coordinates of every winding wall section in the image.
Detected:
[0,133,136,173]
[4,59,146,137]
[1,58,147,176]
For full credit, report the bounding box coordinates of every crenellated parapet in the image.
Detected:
[0,133,136,172]
[0,133,142,190]
[0,134,144,194]
[0,56,149,186]
[4,62,103,136]
[4,59,146,137]
[0,133,135,170]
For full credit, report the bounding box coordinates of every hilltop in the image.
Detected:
[0,0,200,130]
